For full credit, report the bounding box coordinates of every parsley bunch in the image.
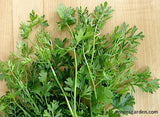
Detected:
[0,1,159,117]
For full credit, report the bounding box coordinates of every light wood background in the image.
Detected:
[0,0,160,117]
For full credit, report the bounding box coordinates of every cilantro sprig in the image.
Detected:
[0,1,159,117]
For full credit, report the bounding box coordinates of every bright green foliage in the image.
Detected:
[112,93,135,112]
[133,68,159,93]
[43,100,62,117]
[57,3,76,31]
[20,10,48,39]
[0,1,159,117]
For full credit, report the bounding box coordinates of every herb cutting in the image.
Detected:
[0,1,159,117]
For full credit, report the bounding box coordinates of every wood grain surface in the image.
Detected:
[0,0,160,116]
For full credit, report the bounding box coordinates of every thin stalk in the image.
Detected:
[66,23,74,39]
[90,80,93,117]
[83,47,97,99]
[25,89,40,112]
[91,15,104,64]
[11,71,40,113]
[66,23,78,117]
[25,71,28,88]
[45,96,48,105]
[28,37,36,46]
[78,94,81,111]
[49,63,75,117]
[91,33,96,64]
[13,99,31,117]
[95,79,104,87]
[73,49,78,116]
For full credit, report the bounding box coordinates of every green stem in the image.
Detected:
[95,79,104,87]
[90,80,93,117]
[45,96,48,105]
[28,37,36,46]
[49,63,75,117]
[73,49,78,116]
[91,34,96,64]
[25,89,40,112]
[11,71,40,113]
[13,97,31,117]
[82,47,97,99]
[66,23,74,38]
[66,23,78,117]
[91,15,104,64]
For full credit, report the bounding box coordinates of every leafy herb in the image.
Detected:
[0,1,159,117]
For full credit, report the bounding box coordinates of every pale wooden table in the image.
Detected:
[0,0,160,117]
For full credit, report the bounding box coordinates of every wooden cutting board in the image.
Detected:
[0,0,160,117]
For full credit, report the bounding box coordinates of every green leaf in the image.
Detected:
[56,3,76,31]
[97,86,113,104]
[39,70,47,84]
[43,100,62,117]
[93,1,114,32]
[41,20,49,26]
[75,29,85,43]
[64,78,74,92]
[133,68,160,93]
[29,10,38,21]
[56,3,66,19]
[54,38,64,48]
[112,93,135,113]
